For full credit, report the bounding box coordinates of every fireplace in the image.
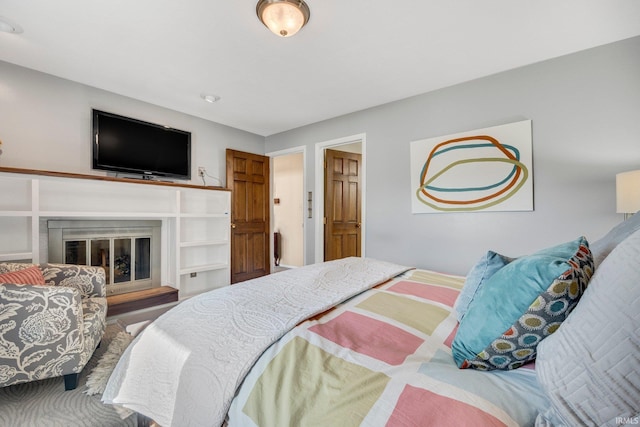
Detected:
[47,220,161,295]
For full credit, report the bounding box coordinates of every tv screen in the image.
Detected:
[92,109,191,180]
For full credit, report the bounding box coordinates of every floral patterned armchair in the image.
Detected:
[0,263,107,390]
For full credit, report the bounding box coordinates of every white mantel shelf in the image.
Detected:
[0,167,231,298]
[0,166,230,192]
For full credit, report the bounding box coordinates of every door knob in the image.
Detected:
[231,223,236,229]
[355,222,361,229]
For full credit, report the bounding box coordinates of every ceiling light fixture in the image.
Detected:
[201,94,221,103]
[0,16,23,34]
[256,0,310,38]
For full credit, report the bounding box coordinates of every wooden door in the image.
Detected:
[226,149,270,283]
[324,149,362,261]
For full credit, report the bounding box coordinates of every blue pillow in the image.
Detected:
[452,236,593,370]
[454,251,513,322]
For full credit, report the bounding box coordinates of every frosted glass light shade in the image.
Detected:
[616,169,640,214]
[257,0,310,37]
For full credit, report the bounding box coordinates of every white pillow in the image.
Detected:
[589,211,640,268]
[535,228,640,426]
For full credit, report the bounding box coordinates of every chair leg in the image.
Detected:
[64,373,80,391]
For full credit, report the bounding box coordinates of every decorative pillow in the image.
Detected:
[452,236,593,370]
[535,229,640,426]
[589,210,640,269]
[0,265,45,285]
[454,251,513,322]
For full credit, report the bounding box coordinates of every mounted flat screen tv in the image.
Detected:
[92,109,191,180]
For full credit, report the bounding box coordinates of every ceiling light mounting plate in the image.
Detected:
[201,94,221,103]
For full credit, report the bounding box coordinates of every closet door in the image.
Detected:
[324,149,362,261]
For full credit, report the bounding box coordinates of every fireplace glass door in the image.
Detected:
[64,236,152,295]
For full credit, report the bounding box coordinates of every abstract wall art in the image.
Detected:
[410,120,533,213]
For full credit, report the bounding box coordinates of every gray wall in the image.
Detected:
[265,36,640,275]
[2,37,638,275]
[0,61,264,186]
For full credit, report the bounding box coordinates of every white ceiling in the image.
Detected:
[1,1,639,136]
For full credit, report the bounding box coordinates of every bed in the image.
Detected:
[103,215,640,427]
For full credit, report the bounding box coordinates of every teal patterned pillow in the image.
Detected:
[452,237,593,370]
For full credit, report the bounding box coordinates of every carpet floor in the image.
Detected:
[0,323,138,427]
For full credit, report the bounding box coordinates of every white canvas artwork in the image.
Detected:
[410,120,533,213]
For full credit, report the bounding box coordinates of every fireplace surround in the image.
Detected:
[48,220,161,295]
[0,167,231,300]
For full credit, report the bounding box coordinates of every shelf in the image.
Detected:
[38,211,176,218]
[180,239,228,248]
[179,263,228,275]
[179,213,228,218]
[0,211,32,217]
[0,252,33,262]
[0,166,230,192]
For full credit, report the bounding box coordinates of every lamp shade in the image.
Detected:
[616,169,640,214]
[257,0,310,37]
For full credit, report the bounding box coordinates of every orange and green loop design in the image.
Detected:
[416,135,529,211]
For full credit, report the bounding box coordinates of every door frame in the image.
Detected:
[267,145,307,269]
[314,133,366,263]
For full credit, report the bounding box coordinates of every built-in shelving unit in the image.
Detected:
[176,185,230,296]
[0,167,231,298]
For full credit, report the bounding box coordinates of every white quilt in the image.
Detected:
[102,257,409,427]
